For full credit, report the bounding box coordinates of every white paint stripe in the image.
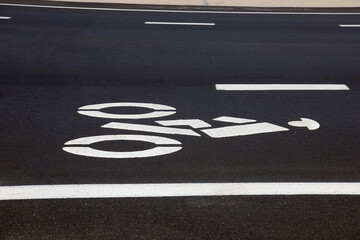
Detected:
[215,84,350,91]
[0,16,11,19]
[202,122,289,138]
[214,116,256,124]
[145,21,215,26]
[1,3,360,15]
[156,119,211,129]
[102,122,200,136]
[339,24,360,27]
[1,183,360,200]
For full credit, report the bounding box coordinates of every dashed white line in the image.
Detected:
[1,3,360,15]
[339,24,360,27]
[1,183,360,200]
[216,84,350,91]
[145,21,215,26]
[0,16,11,19]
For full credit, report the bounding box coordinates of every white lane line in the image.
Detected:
[340,24,360,27]
[1,3,360,15]
[1,183,360,200]
[145,21,215,26]
[216,84,350,91]
[0,16,11,19]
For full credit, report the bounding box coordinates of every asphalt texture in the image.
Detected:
[0,3,360,239]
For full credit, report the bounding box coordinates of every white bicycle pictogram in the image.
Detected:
[63,102,320,159]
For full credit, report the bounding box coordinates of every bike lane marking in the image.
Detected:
[63,102,322,158]
[202,122,289,138]
[156,119,211,129]
[63,134,182,158]
[102,122,201,136]
[78,102,176,119]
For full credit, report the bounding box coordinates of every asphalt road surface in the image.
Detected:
[0,2,360,239]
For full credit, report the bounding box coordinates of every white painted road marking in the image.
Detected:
[156,119,211,129]
[63,146,182,159]
[0,16,11,19]
[214,116,256,124]
[78,102,176,119]
[1,3,360,15]
[78,110,176,119]
[63,134,182,158]
[288,118,320,130]
[145,22,215,26]
[64,134,181,146]
[216,84,350,91]
[64,102,322,159]
[202,122,289,138]
[102,122,201,136]
[340,24,360,27]
[79,102,175,111]
[1,183,360,200]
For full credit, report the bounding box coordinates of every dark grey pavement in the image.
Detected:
[0,2,360,239]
